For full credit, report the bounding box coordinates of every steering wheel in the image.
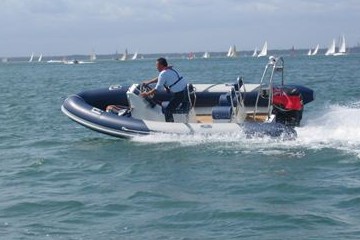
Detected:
[139,83,158,107]
[140,83,153,93]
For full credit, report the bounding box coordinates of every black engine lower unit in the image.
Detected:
[273,108,303,127]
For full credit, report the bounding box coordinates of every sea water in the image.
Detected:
[1,55,360,239]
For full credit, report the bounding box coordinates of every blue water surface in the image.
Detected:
[1,55,360,239]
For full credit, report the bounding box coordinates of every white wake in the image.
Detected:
[132,103,360,158]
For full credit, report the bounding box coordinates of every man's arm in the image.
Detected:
[143,77,158,85]
[141,76,158,97]
[140,88,156,97]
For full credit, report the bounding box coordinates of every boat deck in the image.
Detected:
[195,113,270,123]
[245,114,270,122]
[196,115,213,123]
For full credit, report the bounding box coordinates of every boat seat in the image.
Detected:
[211,87,238,122]
[212,106,233,121]
[218,93,238,107]
[218,94,230,106]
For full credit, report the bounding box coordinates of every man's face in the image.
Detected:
[156,61,163,72]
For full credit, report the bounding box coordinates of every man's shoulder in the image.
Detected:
[158,70,167,79]
[160,69,176,78]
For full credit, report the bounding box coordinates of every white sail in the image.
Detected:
[202,51,210,59]
[252,48,258,57]
[90,50,96,61]
[227,46,233,57]
[227,45,237,57]
[232,45,237,57]
[38,54,42,62]
[307,49,312,56]
[120,49,128,61]
[325,39,336,56]
[311,44,319,55]
[334,35,346,56]
[257,41,267,57]
[131,51,138,60]
[29,53,34,62]
[339,35,346,53]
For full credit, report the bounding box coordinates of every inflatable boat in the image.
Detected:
[62,57,314,139]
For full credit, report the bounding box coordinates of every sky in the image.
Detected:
[0,0,360,57]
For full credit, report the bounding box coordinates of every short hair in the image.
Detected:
[157,57,168,67]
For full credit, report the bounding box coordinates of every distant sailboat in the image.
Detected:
[325,39,336,56]
[131,51,138,60]
[187,52,195,60]
[90,50,96,61]
[334,35,347,56]
[257,41,268,57]
[114,51,119,60]
[202,51,210,59]
[291,46,296,56]
[38,54,43,62]
[307,44,319,56]
[227,45,237,57]
[252,48,258,57]
[29,53,34,62]
[307,48,312,56]
[311,44,319,55]
[120,49,128,61]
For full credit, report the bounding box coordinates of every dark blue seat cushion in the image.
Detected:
[218,93,238,107]
[212,106,233,119]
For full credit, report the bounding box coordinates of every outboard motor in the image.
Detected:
[272,86,303,127]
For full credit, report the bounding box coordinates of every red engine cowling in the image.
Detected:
[272,88,303,110]
[272,87,303,127]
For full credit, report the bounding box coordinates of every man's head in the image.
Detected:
[156,57,168,72]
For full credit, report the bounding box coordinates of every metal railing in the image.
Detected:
[253,56,284,120]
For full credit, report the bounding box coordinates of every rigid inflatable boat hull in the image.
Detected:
[62,94,296,139]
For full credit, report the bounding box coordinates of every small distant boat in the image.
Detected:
[28,53,34,62]
[312,44,319,55]
[187,52,195,60]
[202,51,210,59]
[131,51,138,60]
[63,59,81,64]
[114,51,119,60]
[119,49,128,61]
[290,46,296,56]
[310,44,319,56]
[252,48,258,57]
[333,35,347,56]
[307,44,319,56]
[63,59,94,65]
[227,45,237,58]
[90,50,96,61]
[307,48,312,56]
[257,41,268,57]
[325,39,336,56]
[38,54,43,62]
[47,60,63,63]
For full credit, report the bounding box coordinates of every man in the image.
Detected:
[141,57,188,122]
